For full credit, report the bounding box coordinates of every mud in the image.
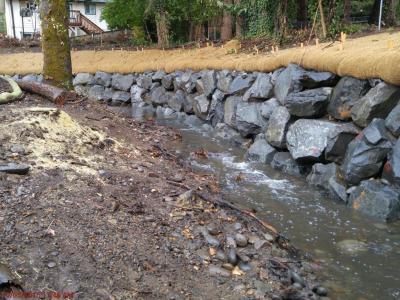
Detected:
[0,95,325,299]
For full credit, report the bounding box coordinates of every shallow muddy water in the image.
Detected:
[157,119,400,300]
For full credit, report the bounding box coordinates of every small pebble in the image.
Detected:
[226,236,236,248]
[227,248,238,265]
[293,282,304,290]
[206,223,220,236]
[289,271,306,287]
[312,286,328,296]
[238,261,252,272]
[235,233,248,247]
[222,263,234,271]
[215,250,227,262]
[233,223,242,231]
[209,265,231,277]
[47,262,56,268]
[263,233,274,242]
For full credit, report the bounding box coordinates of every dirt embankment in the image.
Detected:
[0,95,326,299]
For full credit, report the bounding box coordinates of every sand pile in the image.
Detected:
[0,107,109,174]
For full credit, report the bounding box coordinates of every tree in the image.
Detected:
[39,0,72,89]
[221,0,233,41]
[298,0,308,29]
[343,0,351,24]
[386,0,399,26]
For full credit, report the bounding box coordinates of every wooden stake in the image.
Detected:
[318,0,327,38]
[316,38,319,46]
[301,42,304,48]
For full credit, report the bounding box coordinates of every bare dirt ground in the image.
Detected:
[0,95,325,300]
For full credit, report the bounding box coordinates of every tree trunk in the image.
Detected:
[369,0,381,25]
[297,0,308,29]
[39,0,72,89]
[386,0,398,26]
[234,0,243,38]
[156,9,169,48]
[221,0,233,41]
[274,0,289,41]
[343,0,351,24]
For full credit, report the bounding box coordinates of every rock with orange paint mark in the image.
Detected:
[382,138,400,186]
[348,179,400,222]
[327,77,369,121]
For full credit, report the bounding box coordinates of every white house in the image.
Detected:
[4,0,109,40]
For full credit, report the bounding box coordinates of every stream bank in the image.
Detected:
[0,94,327,299]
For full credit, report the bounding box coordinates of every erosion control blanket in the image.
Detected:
[1,31,399,85]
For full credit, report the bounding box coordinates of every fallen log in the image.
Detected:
[15,80,73,105]
[0,76,23,104]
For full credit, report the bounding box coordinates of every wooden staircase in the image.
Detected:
[69,10,104,35]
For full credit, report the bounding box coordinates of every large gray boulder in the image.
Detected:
[351,82,400,127]
[224,96,241,127]
[235,102,266,137]
[259,98,280,120]
[348,179,400,222]
[196,70,216,97]
[73,73,94,86]
[285,87,333,117]
[341,118,394,185]
[176,70,198,94]
[328,177,348,203]
[327,77,370,120]
[152,70,166,82]
[243,73,273,101]
[111,74,135,91]
[271,152,310,176]
[156,106,178,120]
[207,90,226,127]
[184,94,197,114]
[325,123,360,163]
[150,86,173,106]
[215,123,246,147]
[161,73,175,90]
[266,106,291,148]
[385,103,400,137]
[286,119,341,162]
[382,138,400,186]
[306,163,338,189]
[111,91,131,105]
[168,90,186,112]
[274,64,304,104]
[228,74,254,95]
[217,70,233,93]
[94,71,112,87]
[274,64,337,105]
[130,85,146,103]
[137,75,152,90]
[245,134,276,164]
[88,85,106,101]
[193,95,210,120]
[131,101,155,121]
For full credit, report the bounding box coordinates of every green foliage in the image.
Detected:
[101,0,146,30]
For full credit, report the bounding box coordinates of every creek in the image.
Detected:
[158,119,400,300]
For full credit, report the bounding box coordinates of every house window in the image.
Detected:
[84,3,96,15]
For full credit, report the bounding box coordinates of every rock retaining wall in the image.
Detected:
[14,65,400,222]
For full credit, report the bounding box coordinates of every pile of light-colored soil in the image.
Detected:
[1,31,400,85]
[0,107,109,175]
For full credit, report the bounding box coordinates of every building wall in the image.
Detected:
[4,0,108,39]
[0,0,5,33]
[70,2,108,34]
